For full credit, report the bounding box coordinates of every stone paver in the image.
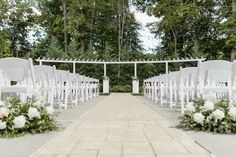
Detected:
[32,93,212,157]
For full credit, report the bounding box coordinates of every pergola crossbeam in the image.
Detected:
[36,57,205,76]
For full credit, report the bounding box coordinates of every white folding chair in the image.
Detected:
[68,73,80,106]
[197,60,232,101]
[168,71,180,109]
[56,70,70,110]
[95,79,100,97]
[34,65,57,107]
[158,74,169,106]
[78,75,86,103]
[178,67,198,114]
[0,57,36,102]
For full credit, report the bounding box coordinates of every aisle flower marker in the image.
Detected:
[0,98,60,138]
[177,97,236,134]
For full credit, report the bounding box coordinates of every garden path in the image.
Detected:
[32,93,213,157]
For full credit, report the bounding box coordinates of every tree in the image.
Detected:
[134,0,232,59]
[0,0,37,57]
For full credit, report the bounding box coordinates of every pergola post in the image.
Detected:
[132,62,139,94]
[39,61,42,65]
[104,63,107,76]
[165,62,169,74]
[103,63,109,93]
[73,62,76,73]
[134,63,137,77]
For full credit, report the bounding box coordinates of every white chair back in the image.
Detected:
[34,65,57,87]
[0,57,36,87]
[198,60,232,86]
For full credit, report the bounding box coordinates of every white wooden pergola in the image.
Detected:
[36,57,206,77]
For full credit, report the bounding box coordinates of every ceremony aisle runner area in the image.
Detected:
[32,93,212,157]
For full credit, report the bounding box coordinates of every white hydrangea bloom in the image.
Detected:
[28,107,40,119]
[212,109,225,120]
[0,107,10,117]
[228,107,236,120]
[203,100,214,111]
[46,107,54,115]
[185,102,195,112]
[0,120,6,130]
[193,112,205,124]
[0,101,5,106]
[13,115,26,128]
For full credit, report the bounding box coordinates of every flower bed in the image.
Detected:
[0,98,59,138]
[177,98,236,134]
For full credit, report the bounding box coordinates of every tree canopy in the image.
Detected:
[0,0,235,92]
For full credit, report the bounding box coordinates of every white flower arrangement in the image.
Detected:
[212,109,225,120]
[102,76,110,80]
[46,107,54,115]
[28,107,40,119]
[13,115,26,129]
[193,112,205,124]
[0,101,5,106]
[178,98,236,134]
[0,120,6,130]
[0,107,10,117]
[203,100,214,111]
[185,102,195,112]
[228,107,236,120]
[131,76,138,80]
[0,98,59,138]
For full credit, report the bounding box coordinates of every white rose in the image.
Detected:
[228,107,236,120]
[212,109,225,120]
[13,115,26,128]
[194,112,205,124]
[0,101,5,106]
[46,107,54,115]
[0,107,10,117]
[28,107,40,119]
[203,100,214,111]
[0,120,6,130]
[185,102,195,112]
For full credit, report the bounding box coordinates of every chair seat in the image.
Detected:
[0,85,32,93]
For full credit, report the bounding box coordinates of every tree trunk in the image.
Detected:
[170,24,177,56]
[63,0,68,54]
[80,40,85,54]
[231,48,236,61]
[117,0,121,77]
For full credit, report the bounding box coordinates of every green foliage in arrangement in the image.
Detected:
[0,98,60,138]
[177,98,236,134]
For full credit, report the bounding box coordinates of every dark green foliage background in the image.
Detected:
[0,0,235,91]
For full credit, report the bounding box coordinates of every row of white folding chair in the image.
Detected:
[144,60,233,114]
[0,57,99,112]
[34,66,99,111]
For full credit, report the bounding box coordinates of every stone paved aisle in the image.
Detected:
[32,93,213,157]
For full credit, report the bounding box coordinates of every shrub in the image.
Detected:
[111,85,131,92]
